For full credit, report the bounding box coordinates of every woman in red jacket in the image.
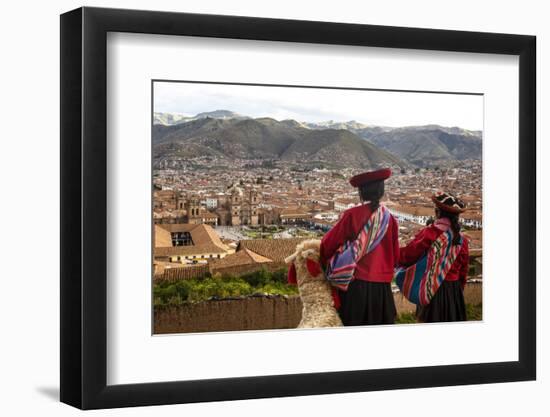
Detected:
[320,168,400,326]
[399,191,470,322]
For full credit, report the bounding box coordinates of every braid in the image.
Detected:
[450,215,462,245]
[358,180,384,211]
[370,199,380,211]
[439,210,462,245]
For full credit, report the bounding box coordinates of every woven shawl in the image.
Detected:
[395,229,463,306]
[325,205,391,291]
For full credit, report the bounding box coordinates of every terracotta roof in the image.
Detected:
[157,264,210,281]
[246,248,274,263]
[190,224,226,248]
[463,212,482,221]
[393,204,434,217]
[334,198,356,204]
[157,223,197,233]
[154,223,229,258]
[155,190,176,198]
[156,223,228,250]
[237,238,309,262]
[280,207,311,218]
[210,248,272,269]
[199,212,219,218]
[154,225,173,248]
[155,244,227,257]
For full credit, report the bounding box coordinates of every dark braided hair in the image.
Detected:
[358,180,385,211]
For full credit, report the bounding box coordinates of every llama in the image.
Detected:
[285,239,343,328]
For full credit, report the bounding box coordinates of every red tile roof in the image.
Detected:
[237,238,309,262]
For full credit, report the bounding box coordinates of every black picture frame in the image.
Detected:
[60,6,536,410]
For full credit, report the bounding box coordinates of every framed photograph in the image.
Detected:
[60,6,536,409]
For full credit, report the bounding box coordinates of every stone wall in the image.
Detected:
[154,282,483,334]
[463,281,483,305]
[154,295,301,334]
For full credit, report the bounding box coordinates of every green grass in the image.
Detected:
[395,312,417,324]
[153,268,298,306]
[293,229,321,238]
[243,231,275,239]
[395,303,483,324]
[466,303,483,321]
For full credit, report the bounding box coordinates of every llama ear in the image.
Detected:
[284,252,297,264]
[306,259,322,277]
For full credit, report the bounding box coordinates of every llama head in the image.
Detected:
[285,239,323,284]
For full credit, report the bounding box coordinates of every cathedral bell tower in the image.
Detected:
[230,188,242,226]
[185,195,201,224]
[250,190,259,225]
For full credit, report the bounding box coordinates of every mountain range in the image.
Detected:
[153,110,246,126]
[153,110,482,167]
[365,126,481,166]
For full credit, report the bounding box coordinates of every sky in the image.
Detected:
[154,81,484,131]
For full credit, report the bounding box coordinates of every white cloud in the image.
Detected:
[154,81,483,130]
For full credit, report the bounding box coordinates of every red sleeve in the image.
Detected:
[458,238,470,289]
[392,216,400,267]
[398,227,439,267]
[320,210,355,266]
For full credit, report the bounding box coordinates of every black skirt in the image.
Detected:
[416,280,466,323]
[338,280,397,326]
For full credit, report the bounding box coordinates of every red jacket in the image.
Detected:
[320,203,400,283]
[399,218,470,288]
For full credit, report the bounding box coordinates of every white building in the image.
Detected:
[205,197,218,209]
[389,209,430,226]
[334,198,357,212]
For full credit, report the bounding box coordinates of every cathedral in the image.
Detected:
[153,185,261,227]
[227,184,260,226]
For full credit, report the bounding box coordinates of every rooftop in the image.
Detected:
[210,248,273,269]
[154,223,230,257]
[156,223,227,248]
[237,237,309,263]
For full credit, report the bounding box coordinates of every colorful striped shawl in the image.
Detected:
[325,205,391,291]
[394,230,463,306]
